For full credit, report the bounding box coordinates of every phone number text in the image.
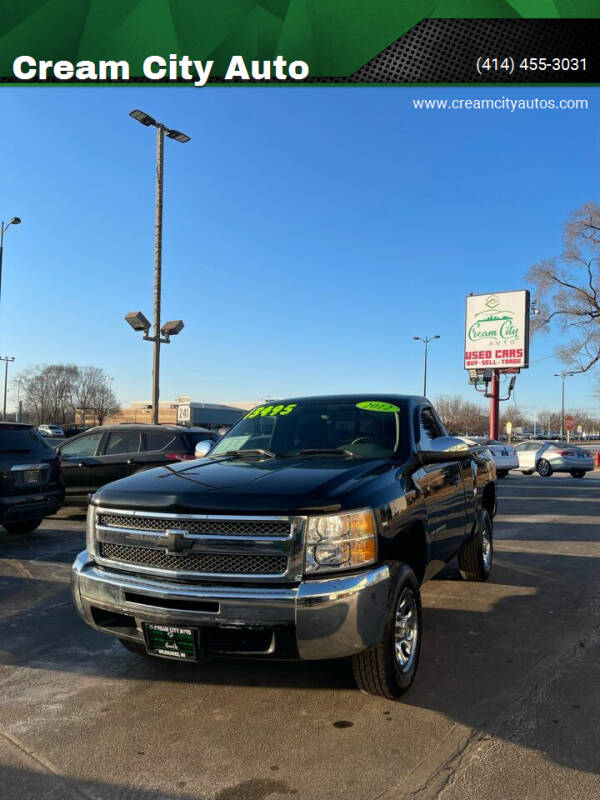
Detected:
[476,57,586,75]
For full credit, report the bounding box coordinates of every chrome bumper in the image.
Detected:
[71,551,390,660]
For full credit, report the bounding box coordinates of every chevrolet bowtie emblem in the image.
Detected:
[163,528,195,554]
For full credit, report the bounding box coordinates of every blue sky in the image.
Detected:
[1,86,598,416]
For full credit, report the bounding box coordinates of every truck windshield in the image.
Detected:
[211,401,402,459]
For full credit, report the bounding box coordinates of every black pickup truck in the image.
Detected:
[72,395,496,698]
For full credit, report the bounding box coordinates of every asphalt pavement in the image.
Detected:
[1,474,599,799]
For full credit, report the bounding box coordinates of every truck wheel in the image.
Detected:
[537,459,553,477]
[352,563,422,699]
[2,519,42,534]
[570,470,586,479]
[458,510,492,581]
[521,470,534,475]
[119,639,150,656]
[496,470,508,479]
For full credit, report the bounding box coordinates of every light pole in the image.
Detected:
[0,217,22,307]
[413,335,440,397]
[126,110,190,425]
[0,356,15,419]
[554,371,573,440]
[16,377,24,422]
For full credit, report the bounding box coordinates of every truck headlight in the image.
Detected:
[304,509,376,574]
[86,504,97,557]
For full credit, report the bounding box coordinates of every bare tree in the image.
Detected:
[17,364,119,425]
[527,203,600,374]
[435,395,488,436]
[91,384,120,425]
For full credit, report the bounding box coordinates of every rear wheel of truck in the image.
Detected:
[119,639,150,656]
[570,470,586,479]
[352,563,422,700]
[2,519,42,535]
[458,510,492,581]
[496,470,508,478]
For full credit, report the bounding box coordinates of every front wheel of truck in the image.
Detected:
[352,563,422,699]
[458,510,493,581]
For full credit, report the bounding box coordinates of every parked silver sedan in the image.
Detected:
[514,440,595,478]
[461,437,518,478]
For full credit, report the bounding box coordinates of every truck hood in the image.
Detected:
[92,455,395,514]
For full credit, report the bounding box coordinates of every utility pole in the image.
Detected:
[0,356,15,419]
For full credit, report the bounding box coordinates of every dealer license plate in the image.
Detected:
[23,469,41,485]
[143,624,197,661]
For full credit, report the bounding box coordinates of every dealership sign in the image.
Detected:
[464,290,530,370]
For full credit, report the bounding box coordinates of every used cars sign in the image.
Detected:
[464,290,530,370]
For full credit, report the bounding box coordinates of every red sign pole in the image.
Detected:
[489,370,499,440]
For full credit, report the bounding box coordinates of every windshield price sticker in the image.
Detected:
[356,401,400,413]
[244,403,297,419]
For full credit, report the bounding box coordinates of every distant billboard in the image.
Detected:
[464,290,530,370]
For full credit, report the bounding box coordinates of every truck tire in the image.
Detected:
[458,510,492,581]
[352,563,422,700]
[521,470,534,475]
[570,470,586,479]
[119,639,150,656]
[496,470,508,479]
[2,519,42,534]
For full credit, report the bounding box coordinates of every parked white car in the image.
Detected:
[460,437,518,478]
[37,424,65,438]
[514,440,594,478]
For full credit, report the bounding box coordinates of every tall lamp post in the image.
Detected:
[16,377,24,422]
[413,335,440,397]
[0,356,15,419]
[554,371,574,440]
[125,110,190,424]
[0,217,22,306]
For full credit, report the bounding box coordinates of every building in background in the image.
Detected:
[106,398,253,430]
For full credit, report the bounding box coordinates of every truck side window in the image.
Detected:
[419,408,444,449]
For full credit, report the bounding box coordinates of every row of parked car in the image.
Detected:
[460,437,595,478]
[0,419,596,537]
[0,422,219,533]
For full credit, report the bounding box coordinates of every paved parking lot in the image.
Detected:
[1,474,599,800]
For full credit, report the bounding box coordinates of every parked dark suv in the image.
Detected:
[0,423,65,534]
[55,424,219,504]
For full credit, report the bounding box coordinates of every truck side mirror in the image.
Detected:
[194,440,214,458]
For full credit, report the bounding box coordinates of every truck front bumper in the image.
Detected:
[71,551,390,660]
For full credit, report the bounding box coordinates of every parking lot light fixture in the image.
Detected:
[125,311,151,333]
[127,110,190,425]
[129,109,156,126]
[0,356,15,419]
[554,371,574,440]
[413,335,440,397]
[160,319,184,338]
[0,216,22,307]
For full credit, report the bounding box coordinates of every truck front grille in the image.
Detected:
[97,513,291,538]
[98,542,288,576]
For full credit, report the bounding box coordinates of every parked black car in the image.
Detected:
[0,423,65,534]
[56,424,219,504]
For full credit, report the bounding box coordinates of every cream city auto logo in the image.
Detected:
[467,295,519,344]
